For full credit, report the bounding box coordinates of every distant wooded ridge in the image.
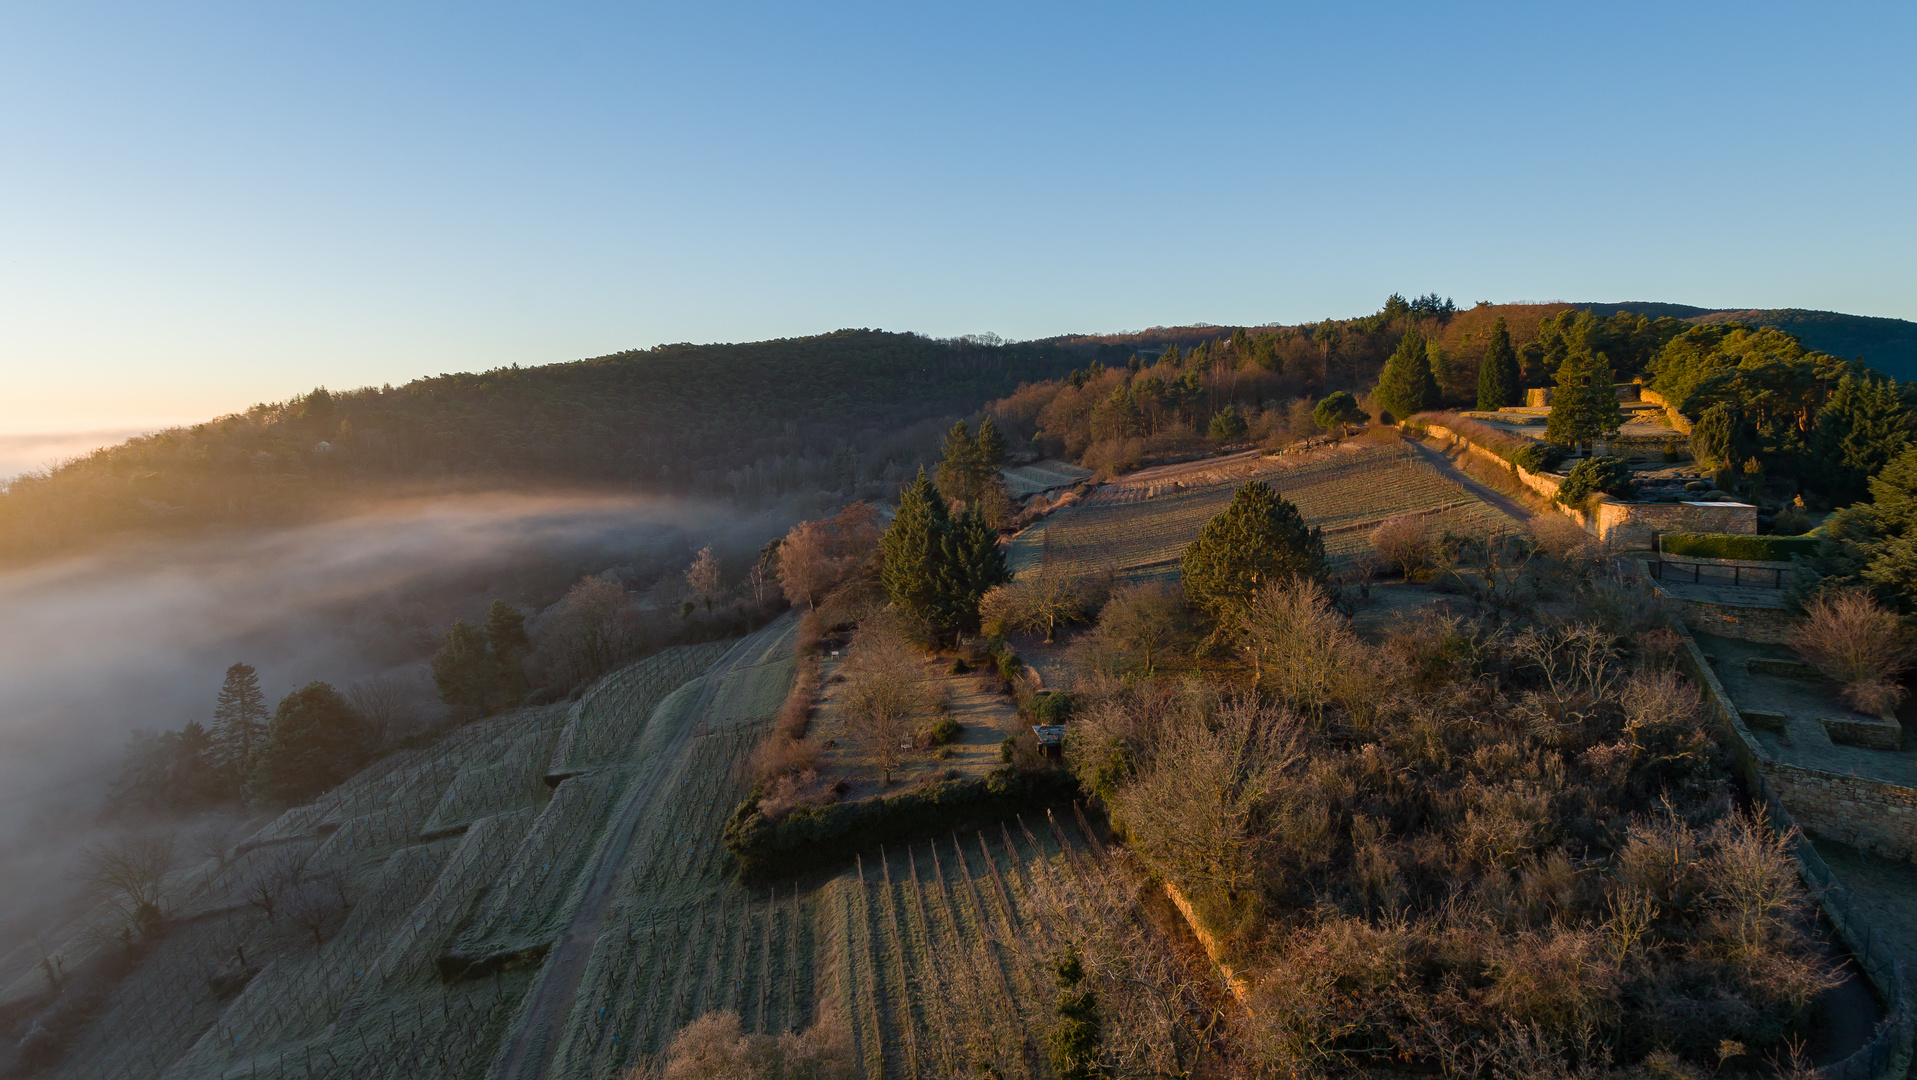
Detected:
[4,300,1909,562]
[1049,302,1917,382]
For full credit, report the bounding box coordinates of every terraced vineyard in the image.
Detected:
[1008,440,1517,580]
[18,607,1217,1080]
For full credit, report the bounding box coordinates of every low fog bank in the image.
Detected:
[0,428,160,483]
[0,488,808,946]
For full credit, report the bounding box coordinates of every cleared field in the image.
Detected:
[1008,440,1518,580]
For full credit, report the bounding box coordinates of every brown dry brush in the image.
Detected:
[1067,584,1839,1075]
[1788,588,1912,717]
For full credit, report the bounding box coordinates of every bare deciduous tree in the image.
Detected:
[77,831,178,940]
[1368,514,1438,580]
[979,564,1096,643]
[778,503,883,609]
[839,621,934,786]
[347,673,414,748]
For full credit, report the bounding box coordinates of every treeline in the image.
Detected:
[0,330,1082,561]
[113,664,387,811]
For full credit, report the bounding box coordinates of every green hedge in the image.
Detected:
[723,766,1080,880]
[1659,533,1819,562]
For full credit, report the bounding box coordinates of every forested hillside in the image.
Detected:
[1581,302,1917,380]
[0,331,1079,560]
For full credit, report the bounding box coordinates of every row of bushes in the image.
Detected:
[1659,532,1820,562]
[723,765,1079,879]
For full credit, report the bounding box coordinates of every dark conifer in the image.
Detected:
[1181,481,1325,624]
[1374,328,1438,421]
[1477,316,1519,410]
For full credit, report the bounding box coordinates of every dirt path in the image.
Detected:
[1406,436,1536,523]
[488,617,794,1080]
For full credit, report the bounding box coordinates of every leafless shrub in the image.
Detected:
[1370,514,1439,579]
[979,563,1098,642]
[1106,696,1305,919]
[186,817,247,871]
[1615,813,1700,911]
[1621,669,1702,744]
[1236,577,1392,723]
[1788,589,1911,717]
[1511,622,1618,728]
[1526,514,1601,564]
[754,770,840,820]
[645,1009,854,1080]
[750,735,819,786]
[242,844,313,925]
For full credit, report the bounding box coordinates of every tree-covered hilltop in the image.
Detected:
[0,330,1080,560]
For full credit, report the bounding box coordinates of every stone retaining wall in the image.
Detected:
[1419,421,1756,547]
[1639,387,1695,434]
[1764,765,1917,862]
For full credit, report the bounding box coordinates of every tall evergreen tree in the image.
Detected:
[974,416,1008,477]
[431,618,496,714]
[247,682,373,806]
[934,509,1010,637]
[209,662,268,796]
[935,420,979,505]
[1864,447,1917,612]
[1813,374,1917,501]
[1477,316,1519,410]
[881,468,953,625]
[1544,348,1624,451]
[1688,402,1746,470]
[1182,481,1325,624]
[1374,328,1438,420]
[485,600,530,701]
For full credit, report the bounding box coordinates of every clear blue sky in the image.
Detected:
[1,1,1911,435]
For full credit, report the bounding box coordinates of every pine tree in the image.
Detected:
[935,420,979,505]
[881,468,953,624]
[247,682,373,806]
[485,600,530,701]
[1208,404,1248,441]
[1544,348,1624,451]
[1477,315,1519,410]
[1181,481,1325,624]
[431,618,496,714]
[1313,391,1368,433]
[1374,328,1438,421]
[209,662,268,797]
[1814,374,1917,500]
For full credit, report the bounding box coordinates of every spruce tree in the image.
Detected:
[1181,481,1325,624]
[431,618,496,713]
[1544,348,1624,452]
[1477,315,1519,410]
[881,468,953,625]
[1208,404,1248,441]
[1374,328,1438,421]
[209,662,268,796]
[485,600,530,702]
[934,509,1009,637]
[935,420,979,505]
[974,416,1008,485]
